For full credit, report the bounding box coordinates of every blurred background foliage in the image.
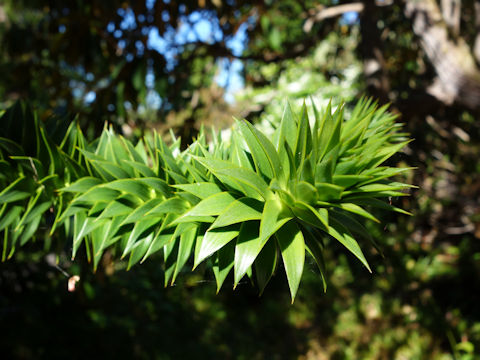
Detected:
[1,0,480,359]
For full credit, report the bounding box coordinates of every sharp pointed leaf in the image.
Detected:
[255,238,278,295]
[276,220,305,303]
[234,221,262,287]
[173,182,223,199]
[172,226,197,284]
[211,197,263,229]
[328,219,371,272]
[213,241,235,293]
[195,224,240,267]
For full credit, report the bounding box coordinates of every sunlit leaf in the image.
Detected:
[195,224,240,267]
[210,197,263,229]
[276,220,305,303]
[0,98,413,299]
[172,226,197,284]
[234,221,262,287]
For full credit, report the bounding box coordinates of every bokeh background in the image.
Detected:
[1,1,480,359]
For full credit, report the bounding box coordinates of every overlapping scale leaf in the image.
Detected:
[0,98,413,302]
[0,102,86,259]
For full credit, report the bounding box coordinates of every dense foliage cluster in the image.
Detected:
[0,99,411,301]
[2,1,480,358]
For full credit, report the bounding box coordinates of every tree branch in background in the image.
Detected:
[303,3,365,33]
[474,1,480,63]
[441,0,461,36]
[184,35,318,64]
[405,0,480,109]
[303,0,480,109]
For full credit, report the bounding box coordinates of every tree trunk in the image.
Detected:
[359,0,390,104]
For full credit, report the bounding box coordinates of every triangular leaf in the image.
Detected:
[276,220,305,303]
[210,197,263,229]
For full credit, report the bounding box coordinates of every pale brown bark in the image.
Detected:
[303,0,480,109]
[303,3,365,33]
[441,0,461,36]
[405,0,480,109]
[474,1,480,63]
